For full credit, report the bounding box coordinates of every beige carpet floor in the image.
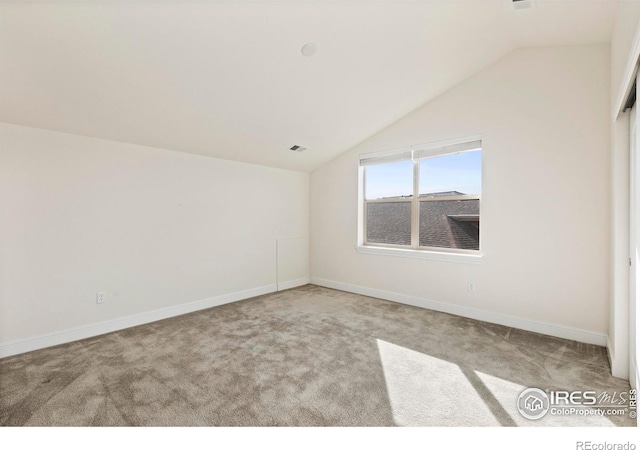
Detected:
[0,285,635,426]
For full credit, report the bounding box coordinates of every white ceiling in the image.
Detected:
[0,1,617,172]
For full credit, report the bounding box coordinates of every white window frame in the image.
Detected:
[357,136,483,264]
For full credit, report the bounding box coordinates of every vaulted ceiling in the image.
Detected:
[0,1,617,172]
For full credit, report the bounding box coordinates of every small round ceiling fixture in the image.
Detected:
[301,43,317,57]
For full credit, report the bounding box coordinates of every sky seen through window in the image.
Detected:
[365,149,482,200]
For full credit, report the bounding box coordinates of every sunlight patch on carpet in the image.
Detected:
[376,339,499,426]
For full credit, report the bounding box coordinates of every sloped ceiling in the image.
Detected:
[0,1,617,172]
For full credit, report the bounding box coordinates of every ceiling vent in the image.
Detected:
[512,0,534,10]
[289,145,307,152]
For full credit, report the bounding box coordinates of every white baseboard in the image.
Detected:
[310,277,607,347]
[277,277,309,291]
[0,284,277,359]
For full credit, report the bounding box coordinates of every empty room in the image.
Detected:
[1,0,639,442]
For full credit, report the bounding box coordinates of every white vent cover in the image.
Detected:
[289,145,307,152]
[512,0,534,10]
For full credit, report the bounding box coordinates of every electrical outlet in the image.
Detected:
[96,291,107,304]
[468,282,475,292]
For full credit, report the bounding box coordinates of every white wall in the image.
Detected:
[0,123,309,354]
[310,45,610,343]
[609,3,640,380]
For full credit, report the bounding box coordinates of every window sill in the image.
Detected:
[356,245,483,264]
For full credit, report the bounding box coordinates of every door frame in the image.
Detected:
[630,93,638,388]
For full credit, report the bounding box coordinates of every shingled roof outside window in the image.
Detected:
[360,137,482,254]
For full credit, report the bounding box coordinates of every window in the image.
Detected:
[359,137,482,256]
